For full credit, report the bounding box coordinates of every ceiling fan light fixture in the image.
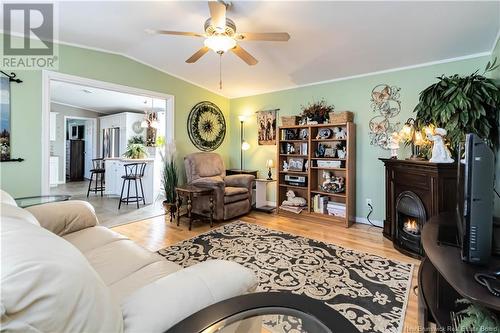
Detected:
[204,34,236,53]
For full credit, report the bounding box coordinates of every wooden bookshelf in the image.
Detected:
[276,122,356,227]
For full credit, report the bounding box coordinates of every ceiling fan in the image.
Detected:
[148,1,290,67]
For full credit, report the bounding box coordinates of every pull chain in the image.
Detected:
[219,52,223,90]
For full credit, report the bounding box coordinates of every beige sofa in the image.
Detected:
[184,152,255,220]
[0,190,258,332]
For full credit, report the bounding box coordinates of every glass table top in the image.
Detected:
[15,195,71,208]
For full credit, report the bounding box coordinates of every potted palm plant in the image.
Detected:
[160,142,178,217]
[413,59,500,155]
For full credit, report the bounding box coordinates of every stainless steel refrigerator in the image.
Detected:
[102,128,120,158]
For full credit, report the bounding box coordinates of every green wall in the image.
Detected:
[0,35,230,197]
[229,56,491,222]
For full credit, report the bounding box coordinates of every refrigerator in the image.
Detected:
[102,128,120,158]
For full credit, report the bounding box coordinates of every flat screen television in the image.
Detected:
[456,133,495,265]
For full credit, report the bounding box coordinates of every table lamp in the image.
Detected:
[266,159,274,180]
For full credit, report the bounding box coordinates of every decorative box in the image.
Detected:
[317,160,341,168]
[329,111,354,124]
[281,116,300,126]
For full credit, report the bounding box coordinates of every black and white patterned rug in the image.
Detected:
[158,222,413,333]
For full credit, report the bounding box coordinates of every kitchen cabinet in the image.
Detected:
[99,112,144,157]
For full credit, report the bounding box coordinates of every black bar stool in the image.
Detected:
[118,162,147,209]
[87,158,105,197]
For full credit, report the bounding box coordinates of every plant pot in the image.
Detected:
[163,201,176,213]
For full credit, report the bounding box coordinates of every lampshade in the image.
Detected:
[266,159,274,168]
[238,115,247,122]
[423,125,434,136]
[204,35,237,53]
[241,141,250,151]
[414,131,424,146]
[400,124,413,140]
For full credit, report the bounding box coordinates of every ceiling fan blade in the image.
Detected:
[208,1,226,31]
[236,32,290,42]
[231,45,258,66]
[186,46,210,63]
[149,30,204,38]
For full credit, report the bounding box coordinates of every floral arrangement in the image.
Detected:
[300,99,335,124]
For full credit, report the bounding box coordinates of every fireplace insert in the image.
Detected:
[395,191,427,257]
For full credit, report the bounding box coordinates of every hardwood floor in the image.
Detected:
[113,211,421,332]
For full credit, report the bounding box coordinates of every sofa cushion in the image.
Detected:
[121,260,258,333]
[224,187,249,204]
[0,189,17,206]
[1,212,123,332]
[1,203,40,226]
[80,239,162,286]
[63,225,128,253]
[110,260,181,303]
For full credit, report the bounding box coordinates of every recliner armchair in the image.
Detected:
[184,152,255,220]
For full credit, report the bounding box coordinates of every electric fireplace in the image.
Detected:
[395,191,427,256]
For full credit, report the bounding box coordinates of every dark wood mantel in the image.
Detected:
[380,158,460,242]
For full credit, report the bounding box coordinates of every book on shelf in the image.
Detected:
[279,205,306,214]
[312,194,328,214]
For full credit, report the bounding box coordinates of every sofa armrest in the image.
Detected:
[121,260,257,333]
[26,201,98,236]
[190,176,225,188]
[224,174,255,189]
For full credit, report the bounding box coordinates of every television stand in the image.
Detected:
[419,212,500,332]
[437,224,459,248]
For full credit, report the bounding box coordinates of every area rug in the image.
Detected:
[158,221,413,333]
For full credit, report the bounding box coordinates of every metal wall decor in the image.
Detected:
[187,101,226,151]
[368,84,401,149]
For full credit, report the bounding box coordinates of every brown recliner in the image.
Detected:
[184,152,254,220]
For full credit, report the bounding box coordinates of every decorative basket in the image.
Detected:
[281,116,300,126]
[329,111,354,124]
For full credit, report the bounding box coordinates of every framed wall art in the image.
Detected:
[257,109,278,145]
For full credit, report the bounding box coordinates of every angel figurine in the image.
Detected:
[428,128,454,163]
[388,131,401,159]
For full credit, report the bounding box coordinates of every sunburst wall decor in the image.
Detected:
[187,101,226,151]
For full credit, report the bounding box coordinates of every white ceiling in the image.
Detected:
[50,80,167,114]
[47,2,500,97]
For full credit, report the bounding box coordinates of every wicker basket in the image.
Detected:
[329,111,354,124]
[281,116,300,126]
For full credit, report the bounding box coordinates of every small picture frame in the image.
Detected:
[324,148,336,157]
[288,158,304,171]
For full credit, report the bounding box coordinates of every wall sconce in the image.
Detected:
[265,159,274,180]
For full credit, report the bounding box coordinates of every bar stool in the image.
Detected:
[87,158,105,197]
[118,162,147,209]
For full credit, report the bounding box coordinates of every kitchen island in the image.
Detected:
[104,158,161,204]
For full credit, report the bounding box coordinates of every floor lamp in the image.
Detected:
[239,116,250,170]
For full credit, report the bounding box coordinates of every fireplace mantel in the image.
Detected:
[380,158,460,257]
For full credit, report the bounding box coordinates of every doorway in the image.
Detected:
[42,71,174,227]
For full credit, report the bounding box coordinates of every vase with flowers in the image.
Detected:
[300,99,335,124]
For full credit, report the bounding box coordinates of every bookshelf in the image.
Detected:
[277,122,356,227]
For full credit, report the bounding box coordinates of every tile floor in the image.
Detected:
[50,180,165,227]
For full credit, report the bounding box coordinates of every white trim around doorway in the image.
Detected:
[41,70,175,195]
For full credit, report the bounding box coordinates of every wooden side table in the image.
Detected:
[175,185,215,230]
[254,179,276,213]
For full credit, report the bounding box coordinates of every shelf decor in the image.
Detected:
[277,122,356,227]
[187,101,226,152]
[300,99,334,124]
